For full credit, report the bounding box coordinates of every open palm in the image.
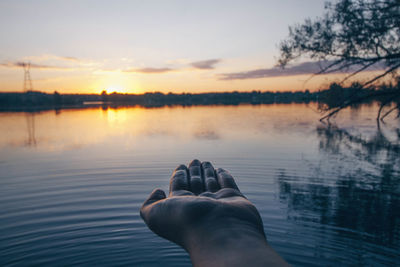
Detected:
[140,160,266,250]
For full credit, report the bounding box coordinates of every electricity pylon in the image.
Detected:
[22,62,33,92]
[21,62,37,146]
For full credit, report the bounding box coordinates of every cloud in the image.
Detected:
[0,55,105,73]
[0,54,90,71]
[124,59,221,74]
[0,55,222,75]
[124,67,175,73]
[191,59,220,69]
[60,56,79,62]
[219,61,386,80]
[0,61,69,70]
[23,54,81,63]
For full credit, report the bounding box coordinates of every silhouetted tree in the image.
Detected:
[279,0,400,120]
[53,91,62,105]
[101,90,108,102]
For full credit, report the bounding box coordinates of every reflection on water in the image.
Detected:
[0,104,399,266]
[317,123,400,164]
[0,105,318,151]
[278,123,400,265]
[25,113,37,146]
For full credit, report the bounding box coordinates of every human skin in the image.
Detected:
[140,159,289,267]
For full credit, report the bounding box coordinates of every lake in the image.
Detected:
[0,103,399,266]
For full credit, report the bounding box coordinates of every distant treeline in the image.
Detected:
[0,83,398,111]
[0,90,315,110]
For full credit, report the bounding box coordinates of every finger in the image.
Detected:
[169,164,189,195]
[202,161,220,192]
[188,159,204,195]
[141,188,166,208]
[216,168,240,190]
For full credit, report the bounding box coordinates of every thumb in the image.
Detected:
[142,188,166,208]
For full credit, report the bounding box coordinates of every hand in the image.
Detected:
[140,160,289,267]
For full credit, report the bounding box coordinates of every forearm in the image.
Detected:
[184,225,289,267]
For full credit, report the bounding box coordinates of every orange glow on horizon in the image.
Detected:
[0,67,391,95]
[104,87,127,94]
[90,71,143,95]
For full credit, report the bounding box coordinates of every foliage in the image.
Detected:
[278,0,400,120]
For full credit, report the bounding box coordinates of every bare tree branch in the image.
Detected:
[381,104,400,120]
[279,0,400,120]
[362,63,400,87]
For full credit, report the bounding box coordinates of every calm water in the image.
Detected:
[0,104,399,266]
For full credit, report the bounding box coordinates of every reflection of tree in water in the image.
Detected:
[317,123,400,167]
[277,124,400,249]
[25,112,37,146]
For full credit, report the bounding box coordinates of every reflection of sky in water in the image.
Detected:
[0,104,322,152]
[0,103,399,266]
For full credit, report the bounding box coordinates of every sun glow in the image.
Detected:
[92,71,143,94]
[105,86,126,94]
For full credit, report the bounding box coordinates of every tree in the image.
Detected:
[278,0,400,121]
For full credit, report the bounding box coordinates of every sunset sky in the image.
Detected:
[0,0,370,94]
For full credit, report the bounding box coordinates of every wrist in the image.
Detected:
[184,222,285,267]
